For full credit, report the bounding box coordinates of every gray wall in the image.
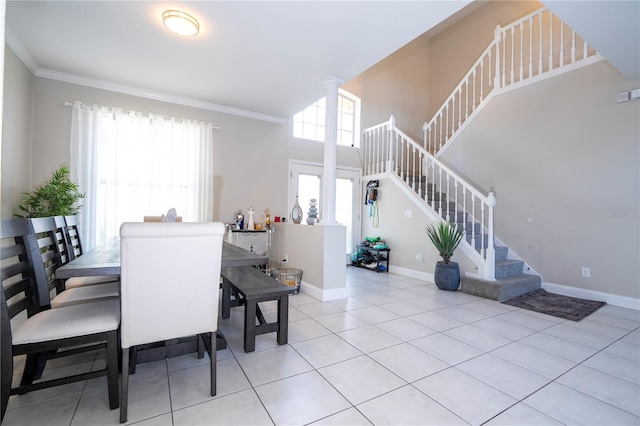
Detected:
[4,0,638,301]
[427,1,541,118]
[343,33,430,141]
[360,177,477,277]
[443,61,640,299]
[2,47,361,222]
[347,1,639,300]
[1,46,34,218]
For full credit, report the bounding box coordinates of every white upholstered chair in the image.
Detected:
[119,221,224,423]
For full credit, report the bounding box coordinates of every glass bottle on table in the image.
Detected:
[292,195,303,224]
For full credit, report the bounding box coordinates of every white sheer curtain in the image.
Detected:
[69,101,214,250]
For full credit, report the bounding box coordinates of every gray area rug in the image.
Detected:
[502,289,606,321]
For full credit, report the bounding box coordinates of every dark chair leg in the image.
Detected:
[31,352,50,380]
[117,340,123,374]
[197,335,205,359]
[18,354,39,391]
[106,331,119,410]
[209,332,216,396]
[1,345,12,422]
[120,347,130,423]
[128,346,137,375]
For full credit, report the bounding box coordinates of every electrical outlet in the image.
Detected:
[416,254,422,262]
[404,210,413,218]
[581,267,590,278]
[283,254,288,263]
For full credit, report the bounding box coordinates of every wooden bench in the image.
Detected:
[220,266,296,352]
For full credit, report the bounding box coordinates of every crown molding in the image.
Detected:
[35,69,288,124]
[5,26,288,124]
[5,26,39,74]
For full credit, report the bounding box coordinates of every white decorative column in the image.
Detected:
[279,76,347,300]
[321,76,342,225]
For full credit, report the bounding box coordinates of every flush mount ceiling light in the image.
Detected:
[162,10,199,37]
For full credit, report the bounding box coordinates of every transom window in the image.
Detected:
[293,89,361,147]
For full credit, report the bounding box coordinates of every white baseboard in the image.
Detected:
[301,269,639,311]
[389,265,434,283]
[382,267,640,312]
[542,281,640,311]
[299,280,349,301]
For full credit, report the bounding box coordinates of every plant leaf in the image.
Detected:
[426,220,464,263]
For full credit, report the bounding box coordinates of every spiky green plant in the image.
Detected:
[425,221,464,264]
[15,165,84,218]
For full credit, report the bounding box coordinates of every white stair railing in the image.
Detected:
[423,6,600,156]
[362,7,602,280]
[363,116,496,280]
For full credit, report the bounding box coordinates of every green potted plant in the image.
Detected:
[15,165,84,218]
[425,220,464,290]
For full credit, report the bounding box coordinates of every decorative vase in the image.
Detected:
[292,196,303,224]
[434,261,460,290]
[247,206,255,230]
[306,198,318,225]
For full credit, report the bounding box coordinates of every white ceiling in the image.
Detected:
[6,1,638,124]
[5,0,475,123]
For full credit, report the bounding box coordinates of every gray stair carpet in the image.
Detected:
[460,274,541,301]
[403,170,542,301]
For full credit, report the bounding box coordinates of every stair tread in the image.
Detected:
[460,273,541,301]
[495,259,524,266]
[462,273,538,283]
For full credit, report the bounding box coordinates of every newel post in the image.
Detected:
[493,25,502,89]
[423,121,429,153]
[484,192,496,280]
[387,115,396,173]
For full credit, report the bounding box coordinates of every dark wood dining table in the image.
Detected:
[56,240,268,279]
[55,239,268,361]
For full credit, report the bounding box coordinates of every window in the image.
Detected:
[293,89,361,147]
[289,161,361,261]
[69,101,214,249]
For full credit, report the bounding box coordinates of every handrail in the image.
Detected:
[423,6,599,156]
[362,7,601,280]
[363,118,496,280]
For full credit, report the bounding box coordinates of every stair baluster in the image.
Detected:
[362,6,601,282]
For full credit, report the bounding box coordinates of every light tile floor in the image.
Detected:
[4,267,639,425]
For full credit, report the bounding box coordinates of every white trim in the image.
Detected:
[5,26,39,74]
[36,69,287,124]
[288,159,362,255]
[292,89,361,147]
[299,280,349,301]
[387,172,488,277]
[372,265,640,312]
[4,26,287,125]
[388,265,434,283]
[542,281,640,311]
[435,55,605,157]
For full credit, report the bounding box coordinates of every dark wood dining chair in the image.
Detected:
[63,215,120,288]
[0,218,120,419]
[28,217,119,308]
[118,221,225,423]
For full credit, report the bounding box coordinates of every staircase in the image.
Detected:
[403,172,541,301]
[362,7,601,300]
